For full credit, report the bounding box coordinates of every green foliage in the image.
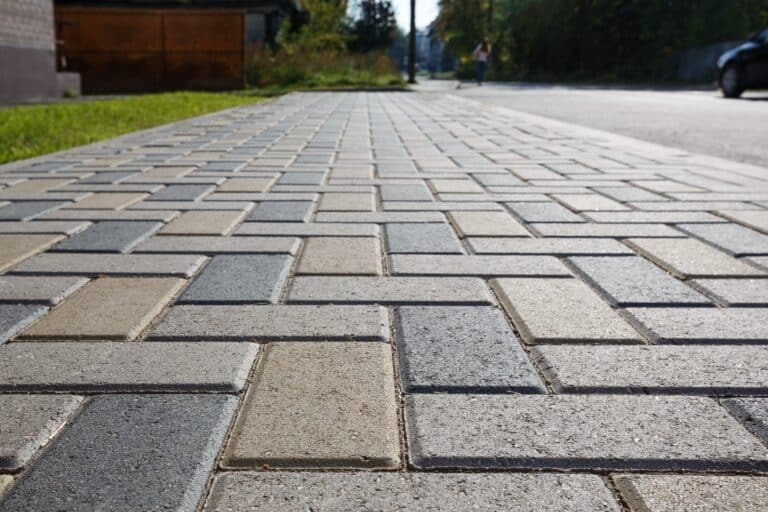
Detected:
[348,0,398,52]
[0,92,264,165]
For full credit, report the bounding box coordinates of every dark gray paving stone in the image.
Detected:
[395,306,544,392]
[51,220,163,253]
[625,307,768,343]
[405,394,768,471]
[0,304,47,344]
[0,201,67,221]
[722,398,768,445]
[0,275,88,305]
[204,472,620,512]
[567,256,711,306]
[0,342,258,392]
[0,394,237,512]
[178,255,292,304]
[78,171,137,184]
[678,223,768,256]
[247,201,313,222]
[146,184,215,201]
[379,183,433,201]
[506,201,585,223]
[277,172,325,185]
[385,223,463,254]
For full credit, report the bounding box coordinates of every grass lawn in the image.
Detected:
[0,91,266,165]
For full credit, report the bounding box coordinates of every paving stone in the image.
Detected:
[506,201,584,223]
[678,222,768,256]
[384,222,464,254]
[2,178,74,193]
[593,186,667,202]
[0,220,90,234]
[39,208,179,221]
[317,192,374,211]
[10,252,205,277]
[135,235,299,254]
[691,278,768,306]
[613,475,768,512]
[316,211,445,223]
[532,223,682,238]
[65,192,148,210]
[19,277,185,341]
[235,221,377,236]
[379,183,433,201]
[0,304,47,344]
[130,200,254,210]
[146,184,215,201]
[204,472,619,512]
[718,209,768,234]
[584,211,724,223]
[552,193,630,212]
[51,220,162,253]
[0,234,64,272]
[469,237,634,255]
[390,254,570,276]
[0,275,88,305]
[297,237,381,275]
[77,171,137,184]
[148,304,389,341]
[0,201,67,221]
[277,172,325,185]
[567,256,710,306]
[722,398,768,445]
[0,395,84,471]
[0,476,11,496]
[178,255,291,304]
[288,276,493,304]
[625,307,768,343]
[158,210,247,235]
[247,200,313,221]
[472,172,524,186]
[223,342,399,469]
[383,200,502,211]
[626,237,764,278]
[395,306,544,392]
[449,211,530,237]
[630,201,759,211]
[0,342,258,392]
[430,178,484,193]
[405,394,768,471]
[535,345,768,394]
[0,394,237,512]
[217,177,275,192]
[492,278,641,343]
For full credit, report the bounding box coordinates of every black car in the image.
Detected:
[718,28,768,98]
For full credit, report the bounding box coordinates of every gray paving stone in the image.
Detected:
[288,277,494,305]
[277,172,325,185]
[395,306,544,392]
[51,221,162,253]
[148,304,389,341]
[135,235,299,254]
[0,394,237,512]
[384,222,463,254]
[130,200,254,210]
[145,184,215,201]
[593,186,667,202]
[78,171,137,184]
[625,307,768,343]
[531,223,683,238]
[0,394,84,470]
[405,394,768,471]
[178,254,292,304]
[613,474,768,512]
[379,183,434,201]
[691,278,768,306]
[535,345,768,394]
[247,200,313,221]
[0,304,47,344]
[0,201,68,221]
[506,201,585,223]
[552,193,630,212]
[0,342,258,392]
[204,472,620,512]
[472,172,524,186]
[678,222,768,256]
[316,211,446,223]
[449,211,530,237]
[39,208,179,221]
[0,275,88,305]
[718,209,768,234]
[567,256,711,306]
[469,237,634,255]
[382,200,503,211]
[492,278,641,344]
[584,211,724,223]
[0,220,90,234]
[235,221,377,236]
[11,252,206,277]
[722,398,768,445]
[390,254,570,276]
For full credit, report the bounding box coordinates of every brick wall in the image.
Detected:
[0,0,55,50]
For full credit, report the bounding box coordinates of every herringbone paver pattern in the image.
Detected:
[0,92,767,510]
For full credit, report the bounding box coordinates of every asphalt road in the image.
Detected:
[449,82,768,168]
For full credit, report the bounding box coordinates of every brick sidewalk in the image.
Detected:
[0,92,767,510]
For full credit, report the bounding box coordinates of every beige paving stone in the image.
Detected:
[158,210,247,236]
[142,166,195,178]
[0,221,90,235]
[718,209,768,234]
[65,193,148,210]
[217,177,276,192]
[492,278,642,343]
[429,178,484,193]
[2,179,75,193]
[297,237,381,275]
[0,234,64,272]
[318,192,375,211]
[613,475,768,512]
[552,193,631,212]
[449,211,530,237]
[135,235,299,255]
[18,277,186,341]
[0,475,12,496]
[626,237,764,278]
[223,342,400,468]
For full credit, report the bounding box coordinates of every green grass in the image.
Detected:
[0,91,266,165]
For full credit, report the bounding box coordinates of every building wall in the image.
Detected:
[0,0,59,102]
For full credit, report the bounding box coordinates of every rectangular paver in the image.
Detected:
[722,398,768,445]
[146,184,215,201]
[247,200,313,221]
[625,307,768,343]
[10,252,205,277]
[158,210,247,235]
[469,237,634,255]
[65,193,147,210]
[317,192,374,211]
[0,275,88,305]
[0,201,67,221]
[0,304,47,344]
[390,254,570,276]
[51,221,162,253]
[235,221,377,237]
[384,222,464,253]
[449,211,530,237]
[0,234,64,272]
[506,201,585,223]
[678,222,768,256]
[135,235,299,254]
[297,237,381,275]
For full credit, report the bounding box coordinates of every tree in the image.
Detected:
[349,0,398,52]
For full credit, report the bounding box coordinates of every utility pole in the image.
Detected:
[408,0,416,84]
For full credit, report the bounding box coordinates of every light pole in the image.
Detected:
[408,0,416,84]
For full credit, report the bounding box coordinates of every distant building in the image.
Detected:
[54,0,303,94]
[413,21,453,75]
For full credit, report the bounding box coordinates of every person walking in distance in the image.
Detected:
[473,38,491,85]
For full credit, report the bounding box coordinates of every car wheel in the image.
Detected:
[720,64,744,98]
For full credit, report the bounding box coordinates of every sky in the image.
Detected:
[390,0,439,30]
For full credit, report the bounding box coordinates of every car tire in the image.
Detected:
[720,63,744,98]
